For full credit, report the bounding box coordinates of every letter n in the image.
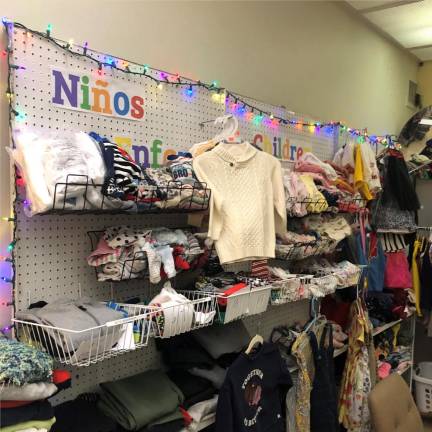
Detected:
[52,70,79,107]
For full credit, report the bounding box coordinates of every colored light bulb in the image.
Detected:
[186,85,193,97]
[46,23,52,36]
[143,64,149,73]
[157,82,163,90]
[68,38,74,47]
[212,80,218,88]
[15,110,26,123]
[1,217,14,222]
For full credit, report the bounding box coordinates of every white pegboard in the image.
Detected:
[8,26,321,402]
[229,94,337,162]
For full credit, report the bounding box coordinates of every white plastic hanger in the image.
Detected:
[245,334,264,354]
[304,297,321,333]
[214,115,242,144]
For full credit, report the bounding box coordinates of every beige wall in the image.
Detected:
[0,0,419,327]
[0,0,419,133]
[418,60,432,108]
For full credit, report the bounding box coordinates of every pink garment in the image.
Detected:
[295,161,329,178]
[298,152,338,180]
[283,171,309,217]
[378,362,391,379]
[384,251,412,288]
[305,172,333,189]
[87,237,121,267]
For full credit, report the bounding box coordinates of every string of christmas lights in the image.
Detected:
[2,18,398,147]
[0,19,18,335]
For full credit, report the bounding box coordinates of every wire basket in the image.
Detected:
[215,285,272,324]
[13,303,153,367]
[38,174,210,215]
[87,230,149,282]
[150,290,218,339]
[270,276,312,305]
[275,238,338,261]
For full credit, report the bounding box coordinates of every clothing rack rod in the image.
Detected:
[199,119,216,126]
[409,160,432,174]
[416,226,432,231]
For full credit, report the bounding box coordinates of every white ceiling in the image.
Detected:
[347,0,432,60]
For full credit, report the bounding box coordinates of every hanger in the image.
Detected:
[215,115,243,144]
[304,297,322,333]
[245,334,264,354]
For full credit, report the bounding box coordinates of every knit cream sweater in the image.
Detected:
[193,142,287,264]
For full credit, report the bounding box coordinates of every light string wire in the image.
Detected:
[1,20,16,334]
[3,19,395,146]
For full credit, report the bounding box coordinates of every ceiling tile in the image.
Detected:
[364,0,432,47]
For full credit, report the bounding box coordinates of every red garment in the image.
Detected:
[180,406,193,426]
[173,246,190,270]
[384,251,412,288]
[321,296,351,331]
[0,400,33,408]
[218,283,248,306]
[251,259,269,280]
[52,369,71,384]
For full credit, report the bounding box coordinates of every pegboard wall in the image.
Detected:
[7,25,328,401]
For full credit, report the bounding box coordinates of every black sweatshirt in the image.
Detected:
[215,342,292,432]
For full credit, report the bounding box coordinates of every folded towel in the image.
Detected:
[99,370,184,430]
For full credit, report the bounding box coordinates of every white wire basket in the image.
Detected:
[13,303,153,367]
[270,276,312,305]
[215,285,272,324]
[150,290,218,339]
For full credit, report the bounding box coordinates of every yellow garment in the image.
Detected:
[412,239,422,316]
[392,324,401,347]
[291,321,326,432]
[354,144,373,201]
[299,174,329,213]
[339,299,374,431]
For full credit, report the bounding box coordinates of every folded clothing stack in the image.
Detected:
[284,150,370,217]
[0,339,72,432]
[51,393,119,432]
[99,370,185,431]
[88,226,203,282]
[292,258,361,289]
[15,299,126,358]
[9,130,209,216]
[276,214,352,260]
